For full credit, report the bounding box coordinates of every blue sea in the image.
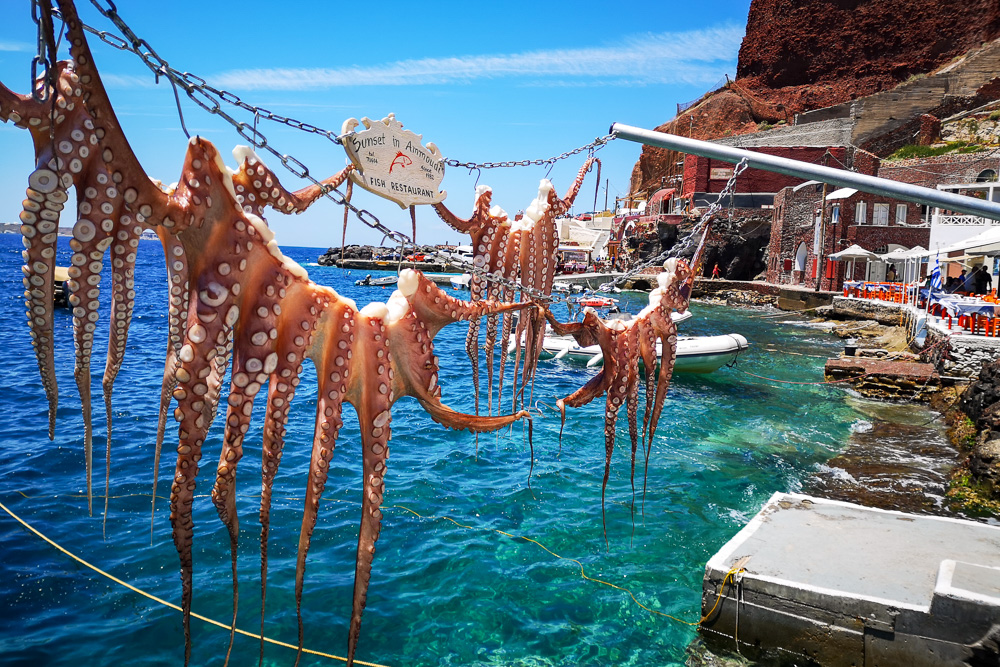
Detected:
[0,232,942,666]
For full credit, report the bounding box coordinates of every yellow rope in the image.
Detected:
[0,499,390,667]
[7,489,739,639]
[391,504,722,627]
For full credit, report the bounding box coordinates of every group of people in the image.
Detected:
[943,265,994,295]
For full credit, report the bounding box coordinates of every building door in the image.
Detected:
[794,242,808,283]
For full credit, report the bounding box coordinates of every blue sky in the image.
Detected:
[0,0,749,249]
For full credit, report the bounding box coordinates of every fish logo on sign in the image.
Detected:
[341,113,447,208]
[389,151,413,174]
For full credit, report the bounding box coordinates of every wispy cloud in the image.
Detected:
[100,73,158,89]
[0,41,33,52]
[208,26,744,91]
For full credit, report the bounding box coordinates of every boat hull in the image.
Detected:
[508,333,748,374]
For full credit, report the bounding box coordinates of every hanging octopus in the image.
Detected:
[4,3,533,665]
[149,146,354,532]
[543,258,692,544]
[432,157,598,414]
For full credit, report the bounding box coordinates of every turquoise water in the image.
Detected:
[0,233,895,666]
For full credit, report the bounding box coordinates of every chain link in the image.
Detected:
[597,158,749,291]
[443,134,617,171]
[30,0,53,102]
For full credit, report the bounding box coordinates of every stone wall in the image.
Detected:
[831,298,1000,376]
[923,324,1000,378]
[830,296,909,325]
[878,149,1000,187]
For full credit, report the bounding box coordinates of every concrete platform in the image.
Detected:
[824,357,940,400]
[701,492,1000,666]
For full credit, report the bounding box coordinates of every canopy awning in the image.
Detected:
[826,187,858,201]
[915,226,1000,257]
[829,244,880,261]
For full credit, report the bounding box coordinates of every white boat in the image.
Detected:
[450,273,472,290]
[507,319,747,374]
[355,274,398,286]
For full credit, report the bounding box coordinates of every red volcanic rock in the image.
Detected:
[630,0,1000,194]
[739,0,1000,90]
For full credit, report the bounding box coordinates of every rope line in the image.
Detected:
[4,488,742,642]
[391,504,732,627]
[0,499,390,667]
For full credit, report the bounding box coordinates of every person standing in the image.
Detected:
[712,263,721,280]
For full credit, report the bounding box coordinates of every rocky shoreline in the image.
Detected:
[704,283,1000,519]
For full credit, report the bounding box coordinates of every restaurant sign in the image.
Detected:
[341,113,447,208]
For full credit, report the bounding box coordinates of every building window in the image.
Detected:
[895,203,907,225]
[977,169,997,182]
[856,201,867,225]
[831,204,840,225]
[873,203,890,226]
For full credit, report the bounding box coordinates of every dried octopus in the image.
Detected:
[4,2,532,664]
[432,157,598,415]
[544,259,692,543]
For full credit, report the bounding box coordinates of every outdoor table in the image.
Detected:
[930,294,1000,334]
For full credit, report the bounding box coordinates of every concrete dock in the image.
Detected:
[701,492,1000,666]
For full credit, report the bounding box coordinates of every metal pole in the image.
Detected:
[609,122,1000,221]
[816,178,828,292]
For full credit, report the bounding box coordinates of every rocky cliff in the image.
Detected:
[631,0,1000,194]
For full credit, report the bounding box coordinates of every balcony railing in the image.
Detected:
[933,214,991,226]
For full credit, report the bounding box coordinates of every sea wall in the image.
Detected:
[830,296,908,325]
[924,325,1000,378]
[832,297,1000,377]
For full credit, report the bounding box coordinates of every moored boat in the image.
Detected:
[508,324,747,374]
[355,274,398,286]
[450,273,472,290]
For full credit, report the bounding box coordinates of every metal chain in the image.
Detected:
[443,134,617,171]
[30,0,53,102]
[597,158,749,291]
[72,1,411,247]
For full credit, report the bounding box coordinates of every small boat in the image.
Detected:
[577,296,618,308]
[508,321,747,374]
[53,266,69,308]
[450,273,472,290]
[355,274,398,287]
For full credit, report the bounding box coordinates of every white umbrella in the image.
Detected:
[829,244,880,261]
[829,244,880,285]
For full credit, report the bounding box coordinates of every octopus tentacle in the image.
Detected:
[231,146,352,220]
[211,342,269,665]
[70,162,126,520]
[152,232,191,530]
[258,286,317,666]
[625,349,641,536]
[601,365,629,548]
[170,312,232,666]
[342,312,391,667]
[21,162,66,444]
[102,217,141,524]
